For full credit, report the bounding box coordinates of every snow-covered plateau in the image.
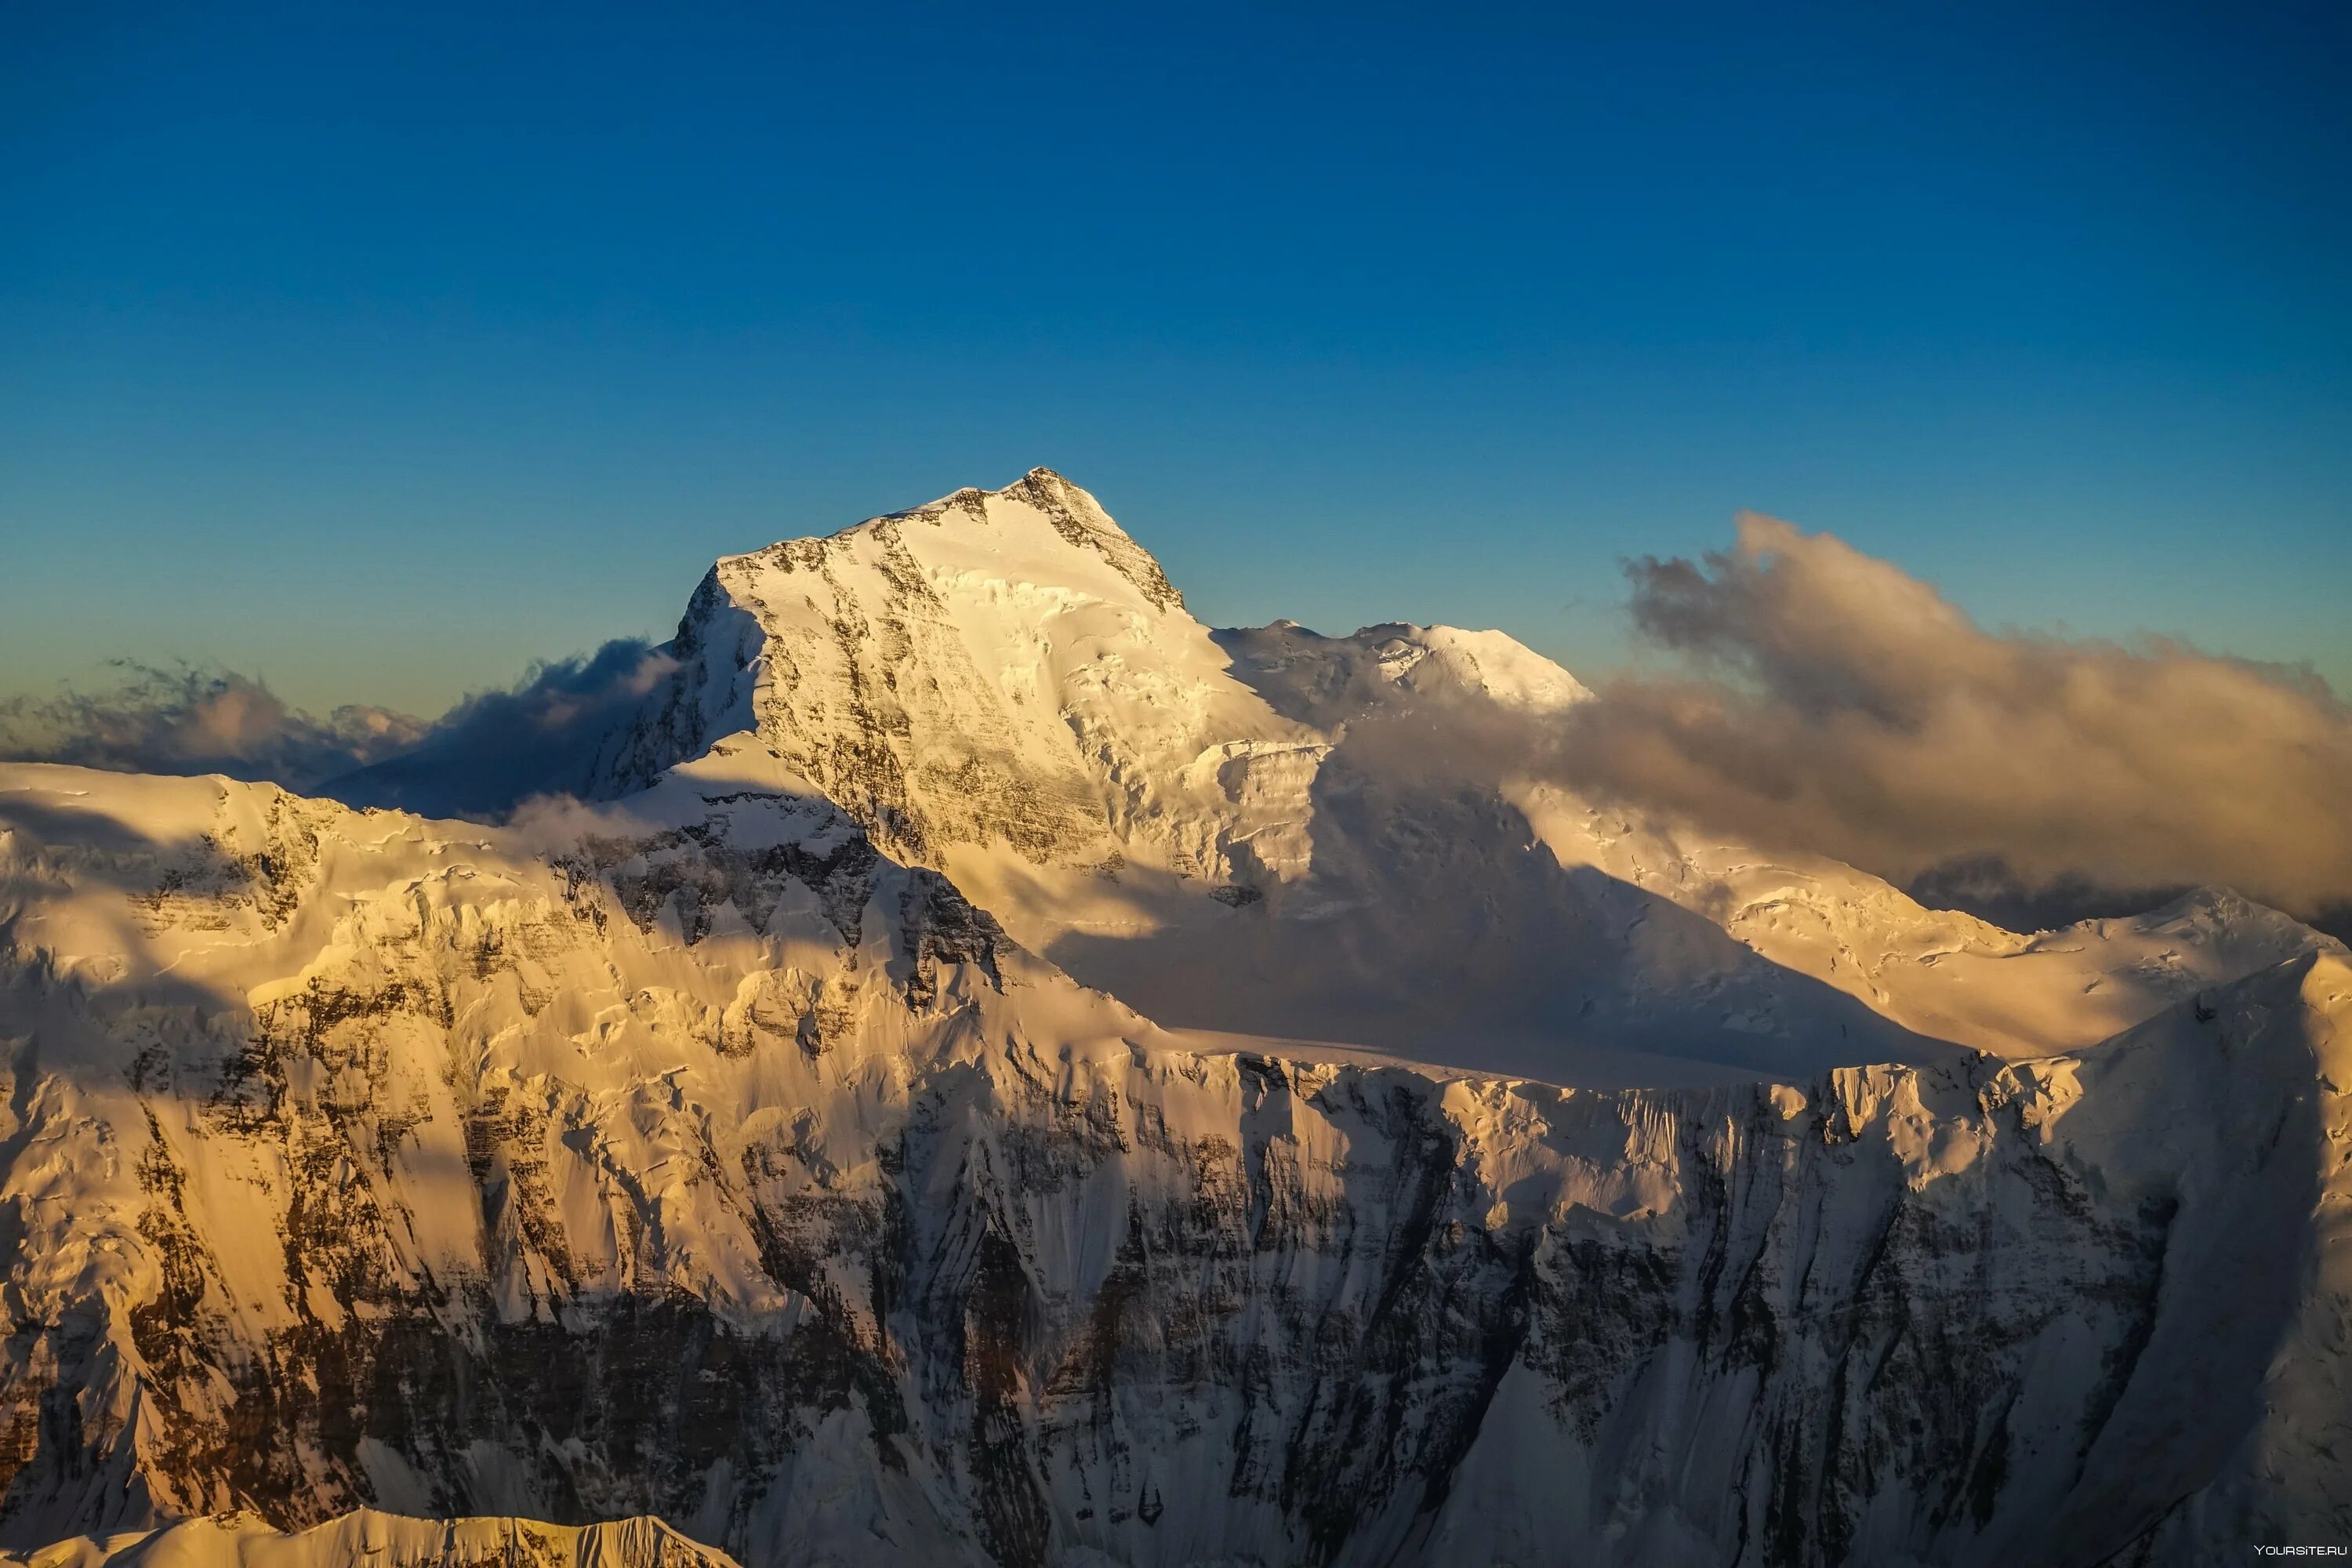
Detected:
[1,471,2344,1566]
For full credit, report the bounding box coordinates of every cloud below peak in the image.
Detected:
[1551,513,2352,920]
[0,640,676,820]
[0,665,426,791]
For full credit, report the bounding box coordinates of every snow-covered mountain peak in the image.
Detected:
[1214,618,1591,729]
[727,466,1184,619]
[2095,882,2337,949]
[597,473,1334,891]
[626,473,1600,886]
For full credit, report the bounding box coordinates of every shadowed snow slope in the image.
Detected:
[1,758,2347,1564]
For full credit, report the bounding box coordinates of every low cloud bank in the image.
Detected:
[0,641,674,821]
[1548,514,2352,927]
[324,640,677,818]
[0,665,426,789]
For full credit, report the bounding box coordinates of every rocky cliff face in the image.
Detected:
[2,752,2346,1566]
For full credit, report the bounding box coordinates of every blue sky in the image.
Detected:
[4,1,2347,713]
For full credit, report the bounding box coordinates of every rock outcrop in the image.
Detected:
[4,1508,737,1567]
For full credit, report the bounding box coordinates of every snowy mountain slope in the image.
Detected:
[5,1509,735,1567]
[1218,608,2341,1059]
[1210,618,1592,728]
[0,750,1152,1558]
[415,467,2333,1083]
[2,760,2347,1565]
[1508,789,2338,1057]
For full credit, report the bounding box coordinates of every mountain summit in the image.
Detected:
[601,465,1279,867]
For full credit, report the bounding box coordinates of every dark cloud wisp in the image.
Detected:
[0,664,426,791]
[321,639,677,819]
[0,641,677,822]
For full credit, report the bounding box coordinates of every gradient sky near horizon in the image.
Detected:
[3,0,2347,716]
